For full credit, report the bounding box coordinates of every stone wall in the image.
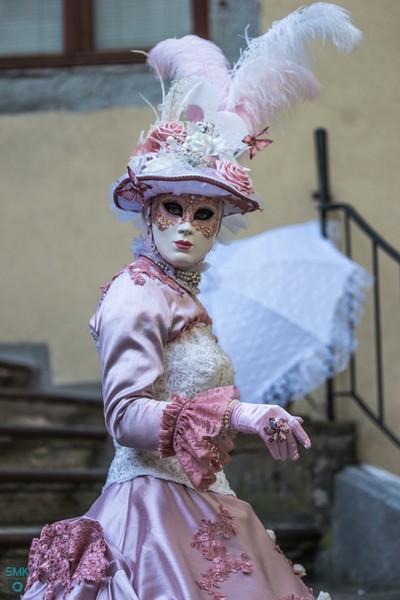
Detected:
[325,465,400,586]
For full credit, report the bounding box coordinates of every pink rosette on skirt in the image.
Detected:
[23,517,138,600]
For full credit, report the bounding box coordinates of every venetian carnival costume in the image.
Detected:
[22,5,362,600]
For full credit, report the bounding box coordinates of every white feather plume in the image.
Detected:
[224,3,363,130]
[148,35,232,106]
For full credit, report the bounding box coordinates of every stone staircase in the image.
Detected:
[0,355,359,598]
[0,359,109,598]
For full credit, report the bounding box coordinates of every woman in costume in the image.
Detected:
[23,5,361,599]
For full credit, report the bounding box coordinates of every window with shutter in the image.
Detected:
[0,0,208,69]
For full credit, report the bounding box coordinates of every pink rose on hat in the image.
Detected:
[215,160,254,194]
[132,122,187,156]
[147,121,187,150]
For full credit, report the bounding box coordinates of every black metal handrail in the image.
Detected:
[313,128,400,449]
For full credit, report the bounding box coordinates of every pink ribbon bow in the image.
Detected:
[242,127,273,159]
[126,166,152,203]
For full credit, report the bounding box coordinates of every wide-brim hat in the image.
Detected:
[111,76,265,218]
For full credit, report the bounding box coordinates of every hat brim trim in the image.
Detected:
[113,173,261,216]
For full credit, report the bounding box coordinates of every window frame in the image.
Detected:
[0,0,209,69]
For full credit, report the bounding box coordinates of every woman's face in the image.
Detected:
[151,194,223,268]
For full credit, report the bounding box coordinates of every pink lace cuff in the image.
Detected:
[25,518,107,600]
[158,386,240,491]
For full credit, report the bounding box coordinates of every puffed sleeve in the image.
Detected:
[94,271,172,449]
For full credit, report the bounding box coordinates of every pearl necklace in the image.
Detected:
[140,253,202,295]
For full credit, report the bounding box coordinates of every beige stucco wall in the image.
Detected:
[1,0,399,473]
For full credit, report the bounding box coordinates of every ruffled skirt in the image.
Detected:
[22,476,319,600]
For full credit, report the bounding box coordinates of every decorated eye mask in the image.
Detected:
[151,194,223,239]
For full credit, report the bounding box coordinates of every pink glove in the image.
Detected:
[229,402,311,461]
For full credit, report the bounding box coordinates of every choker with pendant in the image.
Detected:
[140,253,202,295]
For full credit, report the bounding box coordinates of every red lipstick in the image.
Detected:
[174,240,193,249]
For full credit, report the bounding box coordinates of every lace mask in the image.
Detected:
[150,194,223,268]
[151,194,223,238]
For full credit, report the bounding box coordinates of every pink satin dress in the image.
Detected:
[22,257,322,600]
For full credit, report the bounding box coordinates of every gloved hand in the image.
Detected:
[229,401,311,461]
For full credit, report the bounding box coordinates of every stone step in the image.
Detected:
[0,343,52,389]
[0,468,107,526]
[0,423,109,469]
[0,526,40,547]
[0,423,106,437]
[0,387,104,427]
[0,467,108,482]
[262,518,323,574]
[0,359,37,389]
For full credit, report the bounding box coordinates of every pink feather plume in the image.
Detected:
[148,35,232,106]
[224,2,363,131]
[229,59,321,131]
[145,3,362,135]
